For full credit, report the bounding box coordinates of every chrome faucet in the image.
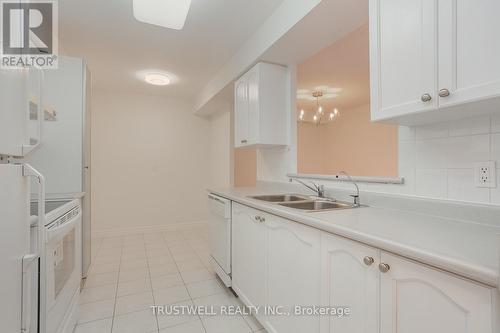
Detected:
[337,171,360,207]
[289,178,326,198]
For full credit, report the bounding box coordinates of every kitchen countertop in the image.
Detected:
[209,186,500,288]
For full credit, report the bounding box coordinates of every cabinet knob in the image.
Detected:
[241,139,247,144]
[254,216,260,222]
[378,263,390,273]
[363,256,374,266]
[421,93,432,102]
[439,88,450,98]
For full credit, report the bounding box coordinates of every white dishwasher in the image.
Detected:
[208,193,232,287]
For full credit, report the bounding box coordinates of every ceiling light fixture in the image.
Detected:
[298,90,340,125]
[144,73,171,86]
[133,0,192,30]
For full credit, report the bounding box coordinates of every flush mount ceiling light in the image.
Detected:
[144,73,171,86]
[133,0,192,30]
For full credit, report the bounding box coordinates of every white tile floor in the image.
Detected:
[75,226,267,333]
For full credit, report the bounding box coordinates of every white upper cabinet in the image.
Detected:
[234,78,248,146]
[370,0,500,124]
[380,252,494,333]
[369,0,438,122]
[234,62,288,148]
[437,0,500,109]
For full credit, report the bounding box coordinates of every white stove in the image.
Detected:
[31,199,81,333]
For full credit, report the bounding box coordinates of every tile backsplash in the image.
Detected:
[398,114,500,204]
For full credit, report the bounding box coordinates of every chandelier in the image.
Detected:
[298,90,339,126]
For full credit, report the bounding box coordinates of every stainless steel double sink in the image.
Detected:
[249,194,357,212]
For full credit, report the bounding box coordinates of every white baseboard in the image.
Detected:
[92,221,208,238]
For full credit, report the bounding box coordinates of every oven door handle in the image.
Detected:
[46,210,81,243]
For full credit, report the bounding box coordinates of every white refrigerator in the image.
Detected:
[0,65,46,332]
[26,56,93,279]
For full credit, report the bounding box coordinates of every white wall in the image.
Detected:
[209,111,232,188]
[91,91,211,232]
[258,113,500,205]
[398,114,500,204]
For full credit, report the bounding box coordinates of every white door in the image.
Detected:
[370,0,438,121]
[0,164,40,333]
[380,252,493,333]
[320,234,379,333]
[234,78,249,147]
[437,0,500,108]
[208,194,231,273]
[246,66,260,145]
[82,65,92,277]
[231,203,266,308]
[265,215,321,333]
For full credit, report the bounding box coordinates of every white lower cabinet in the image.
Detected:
[232,203,321,333]
[380,252,494,333]
[320,233,380,333]
[265,214,321,333]
[232,203,267,309]
[232,203,498,333]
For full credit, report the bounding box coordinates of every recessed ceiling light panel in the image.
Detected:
[133,0,192,30]
[144,73,171,86]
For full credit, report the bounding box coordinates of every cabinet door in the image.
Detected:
[370,0,438,121]
[246,67,259,145]
[265,215,321,333]
[234,78,248,147]
[380,252,493,333]
[320,233,379,333]
[231,204,266,308]
[438,0,500,108]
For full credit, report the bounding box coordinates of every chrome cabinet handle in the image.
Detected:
[439,88,450,97]
[379,263,390,273]
[363,256,374,266]
[421,93,432,102]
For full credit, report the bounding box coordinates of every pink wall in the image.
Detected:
[296,122,324,173]
[234,148,257,187]
[298,104,398,177]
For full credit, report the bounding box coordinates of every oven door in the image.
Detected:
[45,208,82,333]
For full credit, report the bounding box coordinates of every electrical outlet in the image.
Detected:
[474,161,496,188]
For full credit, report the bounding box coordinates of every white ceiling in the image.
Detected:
[59,0,284,100]
[201,0,369,116]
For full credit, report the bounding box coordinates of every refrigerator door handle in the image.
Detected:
[22,164,46,250]
[21,253,39,333]
[22,164,46,333]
